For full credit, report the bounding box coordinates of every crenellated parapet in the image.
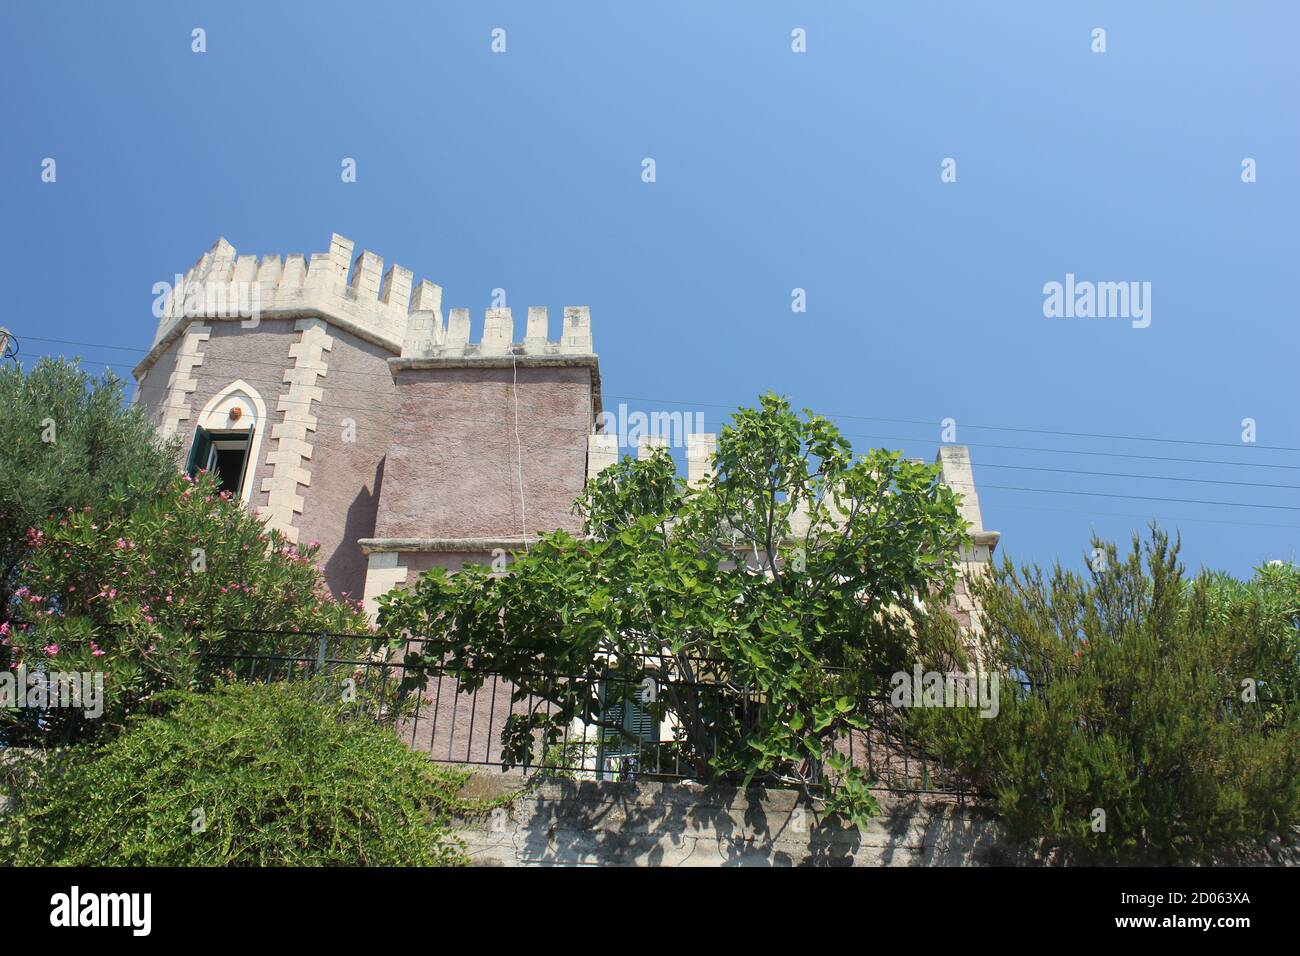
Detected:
[149,233,418,356]
[141,231,598,384]
[397,304,594,360]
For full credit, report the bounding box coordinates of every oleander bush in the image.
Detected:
[2,469,370,744]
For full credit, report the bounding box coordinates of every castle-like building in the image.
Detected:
[132,233,998,621]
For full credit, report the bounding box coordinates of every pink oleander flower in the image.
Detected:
[43,644,59,657]
[0,621,9,637]
[90,643,105,658]
[115,538,127,550]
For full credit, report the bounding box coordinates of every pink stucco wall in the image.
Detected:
[373,365,595,542]
[136,317,395,600]
[292,325,396,601]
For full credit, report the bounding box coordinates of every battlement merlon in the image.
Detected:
[136,232,599,383]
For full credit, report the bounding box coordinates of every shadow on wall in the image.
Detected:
[456,777,1013,867]
[322,457,385,602]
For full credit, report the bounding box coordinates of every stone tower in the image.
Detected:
[132,232,603,610]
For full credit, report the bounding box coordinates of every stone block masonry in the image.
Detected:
[260,318,333,543]
[158,322,210,440]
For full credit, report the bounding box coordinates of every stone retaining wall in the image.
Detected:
[454,775,1012,867]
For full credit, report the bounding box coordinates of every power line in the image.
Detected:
[609,393,1300,453]
[13,331,1300,519]
[55,348,1300,474]
[132,384,1300,495]
[971,461,1298,491]
[130,396,1300,514]
[973,483,1298,512]
[18,331,1299,453]
[123,375,1300,494]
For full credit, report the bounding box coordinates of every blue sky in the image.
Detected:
[2,1,1296,577]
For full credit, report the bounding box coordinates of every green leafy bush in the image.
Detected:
[0,682,472,866]
[909,528,1300,864]
[3,470,369,743]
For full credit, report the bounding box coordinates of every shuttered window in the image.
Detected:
[600,687,658,755]
[186,426,254,496]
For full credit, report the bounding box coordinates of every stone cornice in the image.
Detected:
[359,536,543,555]
[360,529,1001,558]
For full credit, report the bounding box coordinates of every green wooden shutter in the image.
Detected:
[601,691,657,753]
[623,699,657,744]
[232,426,254,494]
[185,426,212,477]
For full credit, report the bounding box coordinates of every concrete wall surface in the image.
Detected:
[454,776,1011,867]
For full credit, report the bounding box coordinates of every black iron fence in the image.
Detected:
[209,629,971,799]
